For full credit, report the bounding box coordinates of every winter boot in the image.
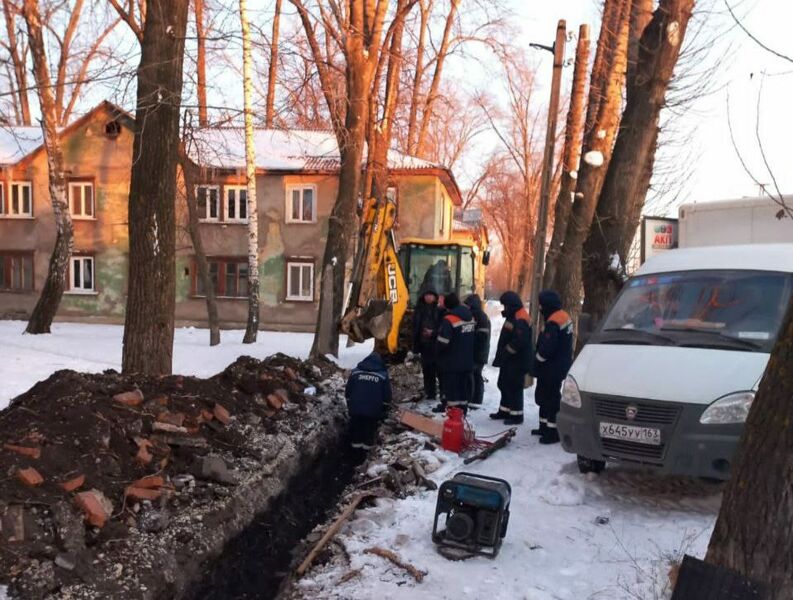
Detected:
[431,403,447,414]
[539,427,560,445]
[489,410,509,420]
[504,415,524,425]
[531,422,547,437]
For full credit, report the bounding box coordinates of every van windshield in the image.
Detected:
[596,270,792,353]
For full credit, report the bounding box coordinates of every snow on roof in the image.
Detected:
[0,126,43,165]
[679,195,793,213]
[637,243,793,275]
[188,128,442,172]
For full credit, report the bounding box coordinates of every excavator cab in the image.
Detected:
[397,238,486,308]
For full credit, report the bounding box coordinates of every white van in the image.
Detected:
[557,244,793,480]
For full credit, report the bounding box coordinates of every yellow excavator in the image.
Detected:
[340,195,489,354]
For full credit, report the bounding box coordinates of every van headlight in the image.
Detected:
[699,392,755,424]
[561,376,582,409]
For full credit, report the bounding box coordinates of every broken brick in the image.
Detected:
[4,444,41,460]
[113,389,144,407]
[213,403,231,425]
[132,475,164,489]
[274,389,290,404]
[152,393,170,406]
[59,474,86,493]
[284,367,298,381]
[134,437,154,465]
[17,467,44,487]
[156,412,185,427]
[74,490,112,528]
[125,486,162,501]
[267,393,284,410]
[200,409,214,423]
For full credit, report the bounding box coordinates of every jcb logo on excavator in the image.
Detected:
[386,263,399,304]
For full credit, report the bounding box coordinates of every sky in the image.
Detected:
[499,0,793,215]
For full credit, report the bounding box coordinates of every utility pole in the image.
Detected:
[529,20,566,330]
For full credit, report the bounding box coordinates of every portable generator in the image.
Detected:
[432,472,511,558]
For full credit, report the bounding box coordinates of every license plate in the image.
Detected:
[599,422,661,446]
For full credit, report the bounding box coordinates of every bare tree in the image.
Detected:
[581,0,695,326]
[265,0,282,128]
[121,0,190,375]
[2,0,31,124]
[288,0,389,358]
[239,0,260,344]
[195,0,208,126]
[543,24,590,289]
[550,0,632,317]
[21,0,73,334]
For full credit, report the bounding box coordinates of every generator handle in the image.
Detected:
[455,472,512,497]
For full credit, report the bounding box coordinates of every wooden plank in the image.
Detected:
[398,410,443,439]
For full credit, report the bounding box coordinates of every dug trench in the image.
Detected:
[0,353,366,599]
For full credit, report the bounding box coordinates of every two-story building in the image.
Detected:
[0,102,462,330]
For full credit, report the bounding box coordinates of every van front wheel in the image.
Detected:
[577,455,606,475]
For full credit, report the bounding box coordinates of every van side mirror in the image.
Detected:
[482,250,491,266]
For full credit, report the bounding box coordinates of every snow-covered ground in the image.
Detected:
[0,319,720,599]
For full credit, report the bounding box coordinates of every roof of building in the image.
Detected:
[187,127,440,171]
[0,127,44,166]
[679,195,793,214]
[637,243,793,275]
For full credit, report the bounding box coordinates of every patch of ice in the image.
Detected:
[667,21,680,45]
[584,150,604,167]
[575,192,584,199]
[596,129,606,139]
[569,170,578,180]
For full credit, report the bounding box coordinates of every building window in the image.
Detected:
[69,182,94,218]
[286,260,314,301]
[197,185,220,222]
[194,258,248,298]
[225,185,248,223]
[0,252,33,291]
[286,185,316,223]
[69,256,95,292]
[8,182,33,217]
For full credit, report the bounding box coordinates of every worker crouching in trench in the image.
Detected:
[345,352,393,453]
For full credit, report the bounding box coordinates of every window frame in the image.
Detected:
[68,255,96,294]
[192,256,249,299]
[0,251,34,292]
[285,259,315,302]
[224,185,249,224]
[6,181,33,218]
[196,184,221,222]
[285,184,318,224]
[68,180,95,220]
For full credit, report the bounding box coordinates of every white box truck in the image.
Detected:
[678,195,793,247]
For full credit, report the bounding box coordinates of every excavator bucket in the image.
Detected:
[341,300,393,344]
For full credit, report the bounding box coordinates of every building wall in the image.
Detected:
[0,109,133,320]
[0,114,457,330]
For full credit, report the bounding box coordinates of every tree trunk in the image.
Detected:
[415,0,459,157]
[406,0,429,153]
[550,0,631,319]
[21,0,73,334]
[544,24,590,290]
[3,0,31,125]
[705,300,793,598]
[179,151,220,346]
[195,0,208,126]
[265,0,282,128]
[121,0,189,375]
[581,0,694,327]
[240,0,260,344]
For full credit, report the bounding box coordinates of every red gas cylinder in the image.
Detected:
[442,407,465,453]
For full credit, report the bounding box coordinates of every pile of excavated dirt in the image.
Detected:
[0,353,347,600]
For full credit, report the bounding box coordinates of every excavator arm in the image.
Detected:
[340,196,409,354]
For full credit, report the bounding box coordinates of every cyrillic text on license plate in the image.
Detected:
[599,422,661,446]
